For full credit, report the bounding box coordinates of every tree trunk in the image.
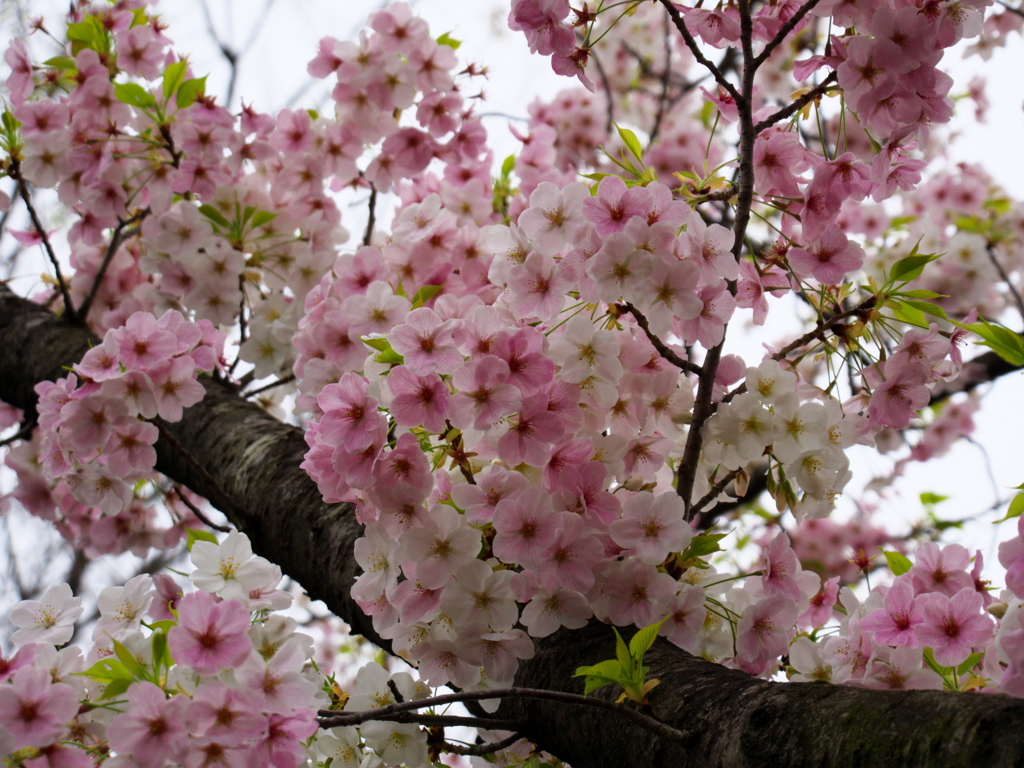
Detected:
[2,282,1023,768]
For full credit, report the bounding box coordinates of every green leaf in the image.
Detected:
[79,657,133,684]
[151,630,173,670]
[501,154,516,177]
[920,492,948,506]
[67,18,103,52]
[574,659,622,679]
[411,284,444,309]
[899,289,946,299]
[176,76,207,109]
[887,299,930,329]
[100,678,132,700]
[186,528,219,551]
[679,532,727,560]
[613,628,634,675]
[573,659,623,695]
[163,59,189,99]
[115,82,157,110]
[113,639,148,679]
[374,348,404,365]
[250,210,277,229]
[628,619,665,660]
[994,491,1024,524]
[882,550,912,576]
[922,647,952,676]
[436,32,462,49]
[962,320,1024,366]
[902,299,947,320]
[889,248,941,283]
[198,204,231,230]
[957,652,985,676]
[361,337,391,352]
[42,56,77,71]
[2,110,21,134]
[615,123,644,163]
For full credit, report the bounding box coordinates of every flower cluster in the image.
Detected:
[0,532,324,768]
[4,309,221,556]
[2,0,1024,765]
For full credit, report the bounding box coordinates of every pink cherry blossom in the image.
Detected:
[916,588,992,667]
[390,307,463,376]
[860,580,925,646]
[0,668,78,749]
[107,682,189,768]
[582,176,649,236]
[168,591,253,675]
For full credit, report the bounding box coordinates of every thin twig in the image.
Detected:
[624,303,702,375]
[363,183,378,247]
[590,50,616,136]
[752,72,838,135]
[318,688,688,746]
[0,419,34,447]
[244,373,296,398]
[689,467,743,518]
[649,13,673,144]
[149,418,247,525]
[78,211,147,322]
[722,295,877,404]
[986,243,1024,321]
[442,733,525,757]
[655,0,742,103]
[753,0,827,69]
[677,0,759,518]
[997,0,1024,19]
[368,713,518,731]
[9,161,76,321]
[170,484,231,533]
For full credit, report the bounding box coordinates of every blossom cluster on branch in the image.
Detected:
[2,0,1024,766]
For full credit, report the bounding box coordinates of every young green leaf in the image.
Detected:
[882,550,912,576]
[186,528,219,551]
[889,249,941,283]
[115,82,157,110]
[614,628,634,676]
[411,284,444,308]
[198,204,231,230]
[628,618,666,660]
[250,210,277,229]
[994,490,1024,524]
[163,59,189,99]
[177,76,207,109]
[615,123,644,164]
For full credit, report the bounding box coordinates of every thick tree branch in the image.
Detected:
[4,283,1024,767]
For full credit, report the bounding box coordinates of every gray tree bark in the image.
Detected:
[2,281,1023,768]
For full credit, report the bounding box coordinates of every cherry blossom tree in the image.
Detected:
[2,1,1024,767]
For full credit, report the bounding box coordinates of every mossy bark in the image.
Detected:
[2,282,1024,768]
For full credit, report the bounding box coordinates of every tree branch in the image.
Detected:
[625,303,701,375]
[78,210,147,323]
[752,72,839,135]
[752,0,827,69]
[9,161,76,322]
[5,283,1024,768]
[320,687,688,745]
[655,0,742,104]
